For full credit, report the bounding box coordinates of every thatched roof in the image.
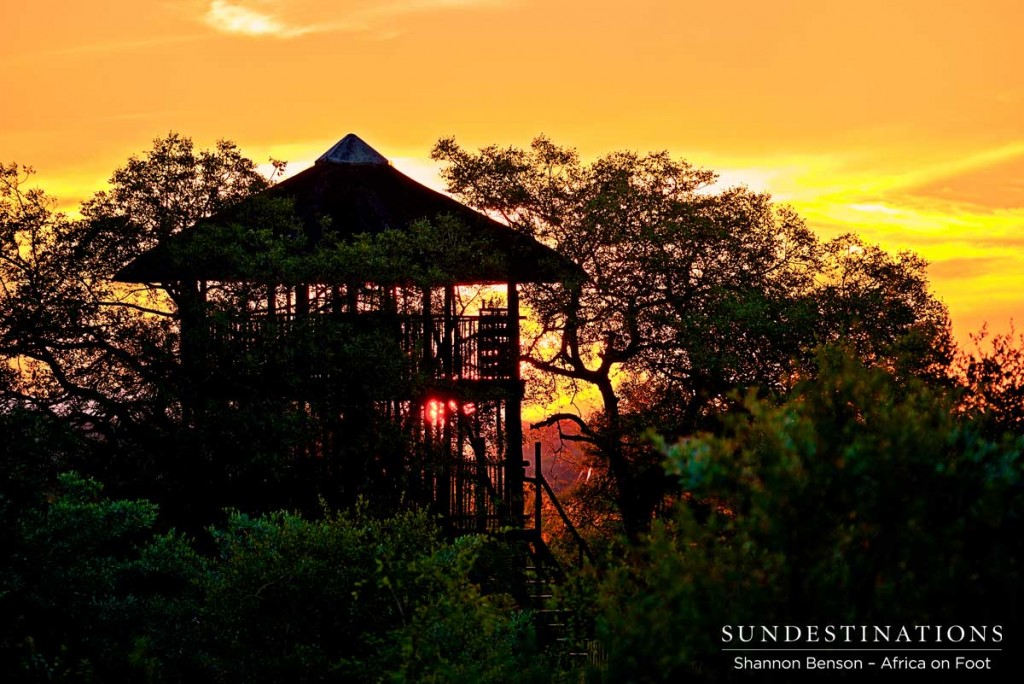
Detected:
[115,134,580,286]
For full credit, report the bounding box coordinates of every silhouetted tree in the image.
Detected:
[0,138,284,513]
[955,325,1024,438]
[1,136,274,430]
[433,136,953,539]
[1,162,170,440]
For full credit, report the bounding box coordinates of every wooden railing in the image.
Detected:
[524,442,594,569]
[201,308,516,384]
[445,455,509,534]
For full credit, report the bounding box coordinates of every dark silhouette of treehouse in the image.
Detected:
[115,134,580,533]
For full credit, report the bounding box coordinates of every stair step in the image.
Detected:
[517,531,595,653]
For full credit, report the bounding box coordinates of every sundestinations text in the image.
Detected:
[721,624,1002,644]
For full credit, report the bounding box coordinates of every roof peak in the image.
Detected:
[316,133,389,166]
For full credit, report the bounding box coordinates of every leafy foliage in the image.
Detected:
[1,473,547,683]
[574,348,1022,681]
[79,133,275,264]
[433,136,953,538]
[955,326,1024,437]
[308,214,508,287]
[0,135,274,450]
[2,473,159,681]
[0,163,173,438]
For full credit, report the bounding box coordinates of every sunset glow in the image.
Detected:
[2,0,1021,346]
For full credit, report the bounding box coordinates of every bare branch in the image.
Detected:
[531,412,596,438]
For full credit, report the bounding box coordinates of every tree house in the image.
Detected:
[115,134,580,532]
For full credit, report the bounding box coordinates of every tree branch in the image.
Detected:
[531,412,596,439]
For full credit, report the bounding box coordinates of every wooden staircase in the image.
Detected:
[521,531,581,660]
[516,442,600,665]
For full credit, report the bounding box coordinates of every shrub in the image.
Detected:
[581,349,1023,681]
[2,475,547,682]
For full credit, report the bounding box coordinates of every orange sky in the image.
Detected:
[2,0,1022,346]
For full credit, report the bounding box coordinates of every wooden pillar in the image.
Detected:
[178,280,206,371]
[443,285,455,377]
[421,286,434,370]
[330,286,343,315]
[505,280,525,527]
[177,279,207,425]
[346,282,358,313]
[296,284,310,317]
[472,435,487,533]
[267,284,277,316]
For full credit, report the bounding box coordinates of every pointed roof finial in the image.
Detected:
[316,133,389,165]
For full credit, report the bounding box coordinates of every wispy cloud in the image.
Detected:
[204,1,308,37]
[709,140,1024,338]
[199,0,509,39]
[875,141,1024,198]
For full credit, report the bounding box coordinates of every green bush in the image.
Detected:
[579,348,1023,682]
[150,509,540,683]
[2,475,548,683]
[3,472,159,681]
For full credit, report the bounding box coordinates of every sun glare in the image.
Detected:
[425,398,475,428]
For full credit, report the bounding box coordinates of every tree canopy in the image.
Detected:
[0,136,275,433]
[0,137,296,522]
[433,135,953,538]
